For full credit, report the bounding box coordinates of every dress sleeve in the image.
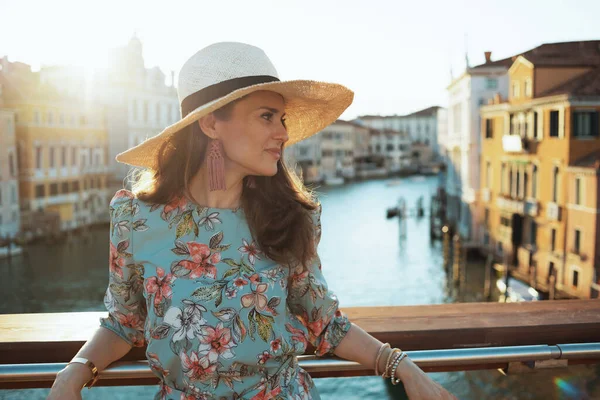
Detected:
[287,203,352,356]
[99,189,147,347]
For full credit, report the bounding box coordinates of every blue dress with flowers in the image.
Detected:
[99,189,351,399]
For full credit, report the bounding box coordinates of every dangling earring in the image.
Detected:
[207,138,226,191]
[246,176,257,189]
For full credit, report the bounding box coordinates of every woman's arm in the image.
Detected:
[334,323,458,400]
[48,327,132,397]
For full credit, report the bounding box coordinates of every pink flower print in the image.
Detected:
[250,385,282,400]
[233,278,248,288]
[240,283,268,311]
[197,322,236,363]
[238,239,262,265]
[285,323,308,350]
[248,273,262,285]
[177,242,221,279]
[162,195,188,220]
[257,350,271,365]
[180,350,217,382]
[158,381,172,399]
[145,267,175,307]
[115,311,142,330]
[109,241,126,278]
[270,338,281,353]
[113,189,134,200]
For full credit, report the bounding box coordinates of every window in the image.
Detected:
[524,172,529,199]
[485,119,493,139]
[524,78,532,97]
[486,78,498,89]
[49,147,55,168]
[550,111,560,137]
[534,111,539,139]
[575,177,583,205]
[72,180,80,192]
[552,167,559,202]
[59,113,65,125]
[486,162,491,188]
[532,165,538,198]
[61,182,69,193]
[551,228,557,252]
[61,146,66,166]
[9,152,15,177]
[72,147,77,166]
[322,150,333,157]
[386,144,394,151]
[84,179,88,190]
[375,144,381,153]
[33,110,40,124]
[97,177,102,188]
[512,81,520,98]
[484,208,490,225]
[335,150,343,157]
[35,184,45,198]
[572,269,579,288]
[11,185,16,204]
[35,147,42,169]
[509,114,515,135]
[48,111,54,125]
[50,183,58,196]
[574,229,581,254]
[529,220,537,246]
[516,169,521,199]
[573,111,599,138]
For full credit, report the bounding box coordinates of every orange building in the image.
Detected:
[479,41,600,299]
[0,59,109,234]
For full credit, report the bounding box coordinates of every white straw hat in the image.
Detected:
[115,42,354,169]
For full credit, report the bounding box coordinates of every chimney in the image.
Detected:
[484,51,492,63]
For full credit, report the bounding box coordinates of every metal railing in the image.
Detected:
[1,343,599,388]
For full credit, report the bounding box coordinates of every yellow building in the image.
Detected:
[0,60,110,234]
[479,40,600,299]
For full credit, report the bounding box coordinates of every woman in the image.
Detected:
[48,42,457,400]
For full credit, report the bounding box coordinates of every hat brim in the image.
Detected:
[115,79,354,169]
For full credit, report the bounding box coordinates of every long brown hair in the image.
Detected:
[129,99,320,271]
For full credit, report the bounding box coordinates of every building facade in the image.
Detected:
[355,106,445,161]
[0,74,20,248]
[94,35,179,193]
[479,40,600,299]
[446,52,511,241]
[1,57,110,234]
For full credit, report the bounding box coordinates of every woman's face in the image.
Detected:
[204,90,289,178]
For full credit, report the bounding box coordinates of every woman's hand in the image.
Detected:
[46,366,85,400]
[395,357,458,400]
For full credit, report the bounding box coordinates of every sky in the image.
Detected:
[1,0,600,120]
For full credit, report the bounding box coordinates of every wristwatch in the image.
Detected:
[68,357,99,389]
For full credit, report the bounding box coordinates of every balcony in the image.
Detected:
[481,188,491,203]
[496,195,525,214]
[547,202,562,221]
[502,135,531,153]
[524,199,539,217]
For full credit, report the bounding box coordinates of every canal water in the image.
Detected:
[1,176,598,399]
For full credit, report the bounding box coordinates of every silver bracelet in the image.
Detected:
[390,352,408,385]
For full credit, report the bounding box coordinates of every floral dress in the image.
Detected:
[100,189,352,400]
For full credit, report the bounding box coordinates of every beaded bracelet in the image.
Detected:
[383,349,401,378]
[390,352,408,385]
[374,343,390,376]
